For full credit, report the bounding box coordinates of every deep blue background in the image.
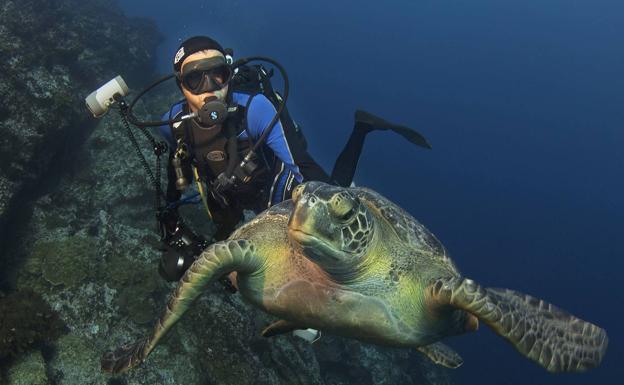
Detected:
[119,1,623,384]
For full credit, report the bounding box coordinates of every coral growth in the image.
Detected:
[26,235,95,288]
[5,350,48,385]
[107,251,161,324]
[0,289,65,360]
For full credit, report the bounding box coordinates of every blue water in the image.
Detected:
[119,1,623,384]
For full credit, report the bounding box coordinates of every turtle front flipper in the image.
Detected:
[429,277,608,373]
[101,239,263,374]
[101,338,149,374]
[417,342,463,368]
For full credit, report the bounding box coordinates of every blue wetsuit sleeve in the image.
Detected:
[246,94,304,207]
[158,103,184,149]
[246,95,304,183]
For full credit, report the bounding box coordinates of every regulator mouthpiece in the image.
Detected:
[85,75,129,118]
[197,97,228,126]
[192,96,239,127]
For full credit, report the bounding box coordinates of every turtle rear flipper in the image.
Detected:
[429,277,608,373]
[417,342,463,369]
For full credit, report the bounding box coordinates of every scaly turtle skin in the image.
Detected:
[102,181,608,374]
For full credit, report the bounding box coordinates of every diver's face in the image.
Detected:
[180,50,229,112]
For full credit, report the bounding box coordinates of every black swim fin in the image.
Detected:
[355,109,432,149]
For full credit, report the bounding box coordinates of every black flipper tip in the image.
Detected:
[355,109,432,149]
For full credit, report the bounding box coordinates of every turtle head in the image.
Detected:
[288,182,375,276]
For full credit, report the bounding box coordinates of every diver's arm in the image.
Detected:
[245,95,310,206]
[247,95,304,182]
[246,94,329,182]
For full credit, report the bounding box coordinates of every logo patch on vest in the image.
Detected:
[206,151,226,162]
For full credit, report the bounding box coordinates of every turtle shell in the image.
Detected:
[354,187,457,270]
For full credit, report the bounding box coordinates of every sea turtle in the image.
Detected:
[102,181,608,374]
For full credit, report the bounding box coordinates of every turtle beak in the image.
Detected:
[288,200,312,239]
[288,192,330,247]
[288,187,317,233]
[288,208,327,255]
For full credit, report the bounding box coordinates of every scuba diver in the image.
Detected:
[155,36,432,283]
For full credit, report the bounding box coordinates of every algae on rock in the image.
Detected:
[30,235,96,287]
[6,350,48,385]
[0,289,65,361]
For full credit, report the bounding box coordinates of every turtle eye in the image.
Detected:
[338,207,356,222]
[330,192,357,222]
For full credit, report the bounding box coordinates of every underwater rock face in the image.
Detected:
[31,236,95,287]
[0,0,160,237]
[5,350,48,385]
[0,289,65,361]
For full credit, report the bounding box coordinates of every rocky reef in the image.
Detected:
[0,1,454,384]
[0,289,65,361]
[0,0,160,244]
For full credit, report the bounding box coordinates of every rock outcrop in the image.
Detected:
[0,0,160,243]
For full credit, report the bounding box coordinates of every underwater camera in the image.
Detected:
[84,75,129,118]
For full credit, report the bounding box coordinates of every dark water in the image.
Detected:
[120,1,623,384]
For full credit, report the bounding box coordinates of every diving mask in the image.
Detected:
[179,56,232,95]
